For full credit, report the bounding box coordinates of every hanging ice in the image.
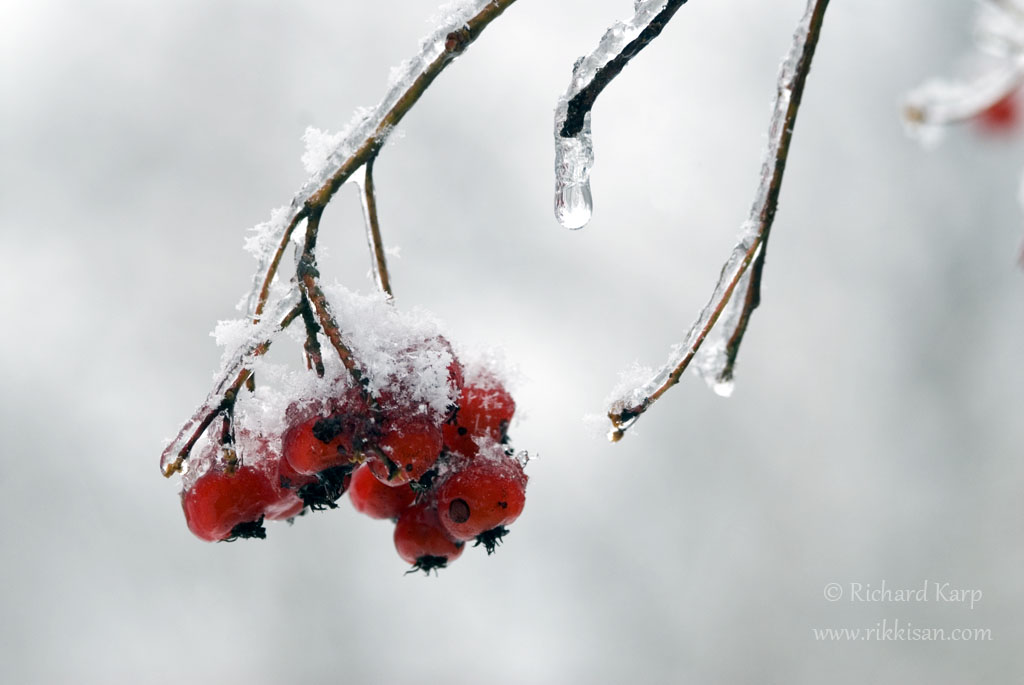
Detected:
[553,1,678,230]
[553,112,593,230]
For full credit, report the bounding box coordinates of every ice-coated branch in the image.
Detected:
[607,0,830,442]
[160,295,303,476]
[553,0,689,230]
[245,0,519,318]
[359,156,393,298]
[299,294,326,377]
[559,0,689,138]
[296,209,368,389]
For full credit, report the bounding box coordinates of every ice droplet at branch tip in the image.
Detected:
[553,114,594,230]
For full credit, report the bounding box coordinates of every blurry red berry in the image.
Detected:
[349,463,416,519]
[436,456,526,543]
[394,501,464,573]
[182,465,278,541]
[975,91,1020,135]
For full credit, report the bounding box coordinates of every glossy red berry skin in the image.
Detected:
[264,490,305,520]
[393,501,464,569]
[436,457,527,542]
[182,465,278,541]
[282,393,370,476]
[368,413,443,486]
[442,373,515,456]
[348,463,416,520]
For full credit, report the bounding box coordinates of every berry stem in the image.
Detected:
[299,293,326,377]
[360,156,393,299]
[297,208,368,389]
[253,210,309,322]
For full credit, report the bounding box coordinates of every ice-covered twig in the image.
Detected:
[359,157,393,298]
[298,294,326,377]
[607,0,830,442]
[161,295,303,476]
[559,0,689,139]
[553,0,689,229]
[248,0,518,318]
[297,208,368,389]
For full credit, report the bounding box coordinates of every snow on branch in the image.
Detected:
[606,0,831,442]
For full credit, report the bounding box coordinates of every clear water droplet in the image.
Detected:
[555,177,592,230]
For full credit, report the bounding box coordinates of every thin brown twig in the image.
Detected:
[296,209,367,387]
[299,294,326,377]
[253,211,308,321]
[608,0,830,441]
[361,156,393,298]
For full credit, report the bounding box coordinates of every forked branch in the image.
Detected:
[162,0,518,476]
[607,0,831,441]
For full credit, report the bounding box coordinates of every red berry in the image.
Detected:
[443,372,515,456]
[393,501,464,573]
[349,463,416,520]
[182,464,278,541]
[264,490,305,521]
[976,91,1020,134]
[277,451,318,490]
[282,392,370,475]
[436,455,526,543]
[368,412,443,486]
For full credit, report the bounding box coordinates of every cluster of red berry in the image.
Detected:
[180,340,527,573]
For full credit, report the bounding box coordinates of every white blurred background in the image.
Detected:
[2,0,1023,682]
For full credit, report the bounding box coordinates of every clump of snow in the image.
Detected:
[301,127,348,176]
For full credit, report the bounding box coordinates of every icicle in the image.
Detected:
[553,112,594,230]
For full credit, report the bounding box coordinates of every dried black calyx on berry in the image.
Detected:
[298,465,353,510]
[410,468,439,495]
[312,416,344,443]
[473,525,509,555]
[223,516,267,542]
[406,554,450,576]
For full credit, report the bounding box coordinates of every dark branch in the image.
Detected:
[560,0,689,138]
